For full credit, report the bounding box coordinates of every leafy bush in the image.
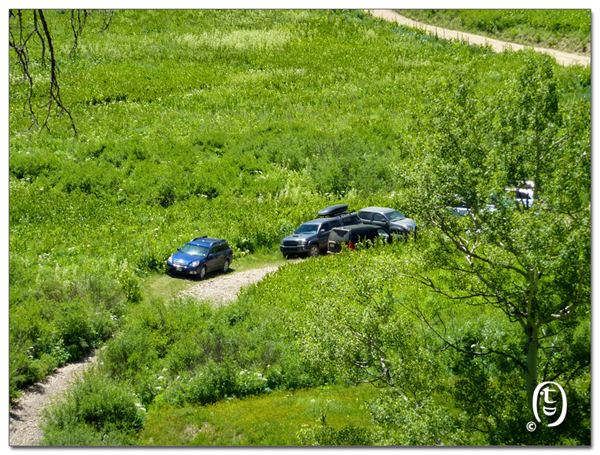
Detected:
[298,418,374,446]
[41,372,146,446]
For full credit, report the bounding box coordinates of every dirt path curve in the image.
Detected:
[8,264,287,446]
[368,10,590,67]
[9,349,102,446]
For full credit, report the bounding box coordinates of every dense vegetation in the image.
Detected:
[398,9,591,55]
[9,9,590,446]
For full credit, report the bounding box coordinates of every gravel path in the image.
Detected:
[368,10,590,67]
[179,265,282,304]
[9,349,102,446]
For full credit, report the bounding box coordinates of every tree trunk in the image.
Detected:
[525,323,539,405]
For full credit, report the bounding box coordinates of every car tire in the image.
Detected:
[309,244,320,258]
[223,258,230,273]
[199,265,207,280]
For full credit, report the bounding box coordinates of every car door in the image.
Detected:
[206,244,223,271]
[214,243,227,270]
[317,222,332,250]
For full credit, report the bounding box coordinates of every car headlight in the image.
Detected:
[298,239,307,244]
[167,255,173,263]
[189,260,200,268]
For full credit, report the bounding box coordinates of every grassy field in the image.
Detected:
[137,384,380,446]
[10,9,590,446]
[397,9,591,55]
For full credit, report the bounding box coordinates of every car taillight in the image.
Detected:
[348,241,354,250]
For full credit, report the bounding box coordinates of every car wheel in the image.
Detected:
[223,259,230,273]
[199,265,207,280]
[309,244,320,258]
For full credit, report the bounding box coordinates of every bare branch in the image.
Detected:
[70,9,88,56]
[37,10,78,135]
[99,10,114,33]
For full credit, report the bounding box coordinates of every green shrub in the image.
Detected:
[42,372,146,433]
[298,419,374,446]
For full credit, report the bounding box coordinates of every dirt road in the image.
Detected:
[368,10,590,67]
[179,265,281,304]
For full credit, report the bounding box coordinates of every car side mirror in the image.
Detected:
[177,248,181,252]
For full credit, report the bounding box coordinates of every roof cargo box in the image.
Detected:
[317,204,348,217]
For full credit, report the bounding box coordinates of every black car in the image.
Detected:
[167,236,233,279]
[327,224,392,253]
[280,205,361,258]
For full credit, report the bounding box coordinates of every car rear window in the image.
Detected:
[358,211,372,221]
[330,228,350,243]
[213,243,227,253]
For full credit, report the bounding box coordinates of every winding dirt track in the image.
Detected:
[9,349,102,446]
[8,264,283,446]
[8,11,590,447]
[368,10,590,67]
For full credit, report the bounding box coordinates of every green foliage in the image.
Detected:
[366,390,468,445]
[9,261,120,399]
[297,418,374,446]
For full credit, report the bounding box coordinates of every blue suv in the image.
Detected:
[167,236,233,279]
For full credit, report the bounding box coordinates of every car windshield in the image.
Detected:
[295,224,320,234]
[388,211,406,222]
[180,244,209,257]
